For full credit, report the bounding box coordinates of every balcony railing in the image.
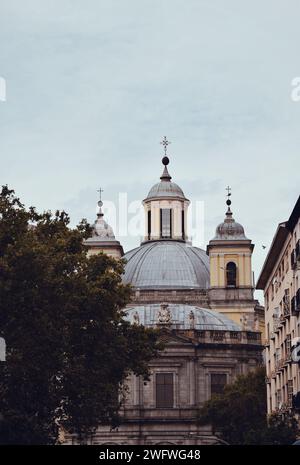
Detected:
[292,391,300,410]
[291,289,300,316]
[280,311,286,322]
[291,240,300,270]
[278,402,290,413]
[275,358,284,371]
[273,317,280,332]
[283,353,292,364]
[210,331,224,341]
[283,300,291,317]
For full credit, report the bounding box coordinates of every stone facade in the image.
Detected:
[257,195,300,419]
[68,155,265,445]
[68,327,261,445]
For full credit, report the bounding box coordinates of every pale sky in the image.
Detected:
[0,1,300,301]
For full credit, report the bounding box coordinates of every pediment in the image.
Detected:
[158,328,195,345]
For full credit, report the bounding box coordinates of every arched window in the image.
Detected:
[226,262,237,287]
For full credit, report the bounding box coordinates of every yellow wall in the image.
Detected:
[209,246,253,288]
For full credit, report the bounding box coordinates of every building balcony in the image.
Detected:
[283,353,292,365]
[291,240,300,270]
[279,312,286,323]
[292,392,300,411]
[273,318,281,333]
[283,301,291,318]
[275,359,284,371]
[277,402,290,413]
[291,289,300,316]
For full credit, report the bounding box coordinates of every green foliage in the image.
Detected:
[0,186,162,444]
[263,412,299,445]
[198,367,299,445]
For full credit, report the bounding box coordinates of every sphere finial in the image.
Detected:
[225,186,233,218]
[97,187,104,217]
[162,156,169,166]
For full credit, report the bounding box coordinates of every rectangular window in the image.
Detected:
[160,209,172,239]
[156,373,174,408]
[182,210,185,239]
[286,334,291,359]
[211,373,227,396]
[147,210,151,239]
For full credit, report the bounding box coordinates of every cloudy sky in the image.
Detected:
[0,1,300,299]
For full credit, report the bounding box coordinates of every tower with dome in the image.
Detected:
[75,141,264,445]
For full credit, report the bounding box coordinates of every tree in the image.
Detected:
[0,186,162,444]
[263,412,299,445]
[198,367,299,445]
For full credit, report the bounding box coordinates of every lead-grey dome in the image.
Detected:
[126,304,241,331]
[214,207,247,240]
[144,157,187,201]
[146,180,186,200]
[123,241,210,289]
[84,211,117,244]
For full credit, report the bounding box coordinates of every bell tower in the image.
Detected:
[84,190,124,259]
[207,189,263,331]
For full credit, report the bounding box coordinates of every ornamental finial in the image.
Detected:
[160,136,171,157]
[97,187,104,216]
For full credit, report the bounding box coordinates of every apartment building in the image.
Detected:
[257,196,300,417]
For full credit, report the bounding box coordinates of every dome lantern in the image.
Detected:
[142,138,190,243]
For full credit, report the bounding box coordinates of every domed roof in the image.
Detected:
[126,304,241,331]
[84,212,116,243]
[146,180,185,200]
[84,203,122,250]
[123,241,209,289]
[214,207,247,240]
[144,155,187,201]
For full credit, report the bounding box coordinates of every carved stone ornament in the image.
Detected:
[157,303,172,324]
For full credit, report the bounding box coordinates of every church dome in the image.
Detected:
[126,304,241,331]
[144,153,187,201]
[214,206,247,240]
[123,241,209,289]
[84,211,116,243]
[146,180,185,200]
[84,200,123,256]
[92,216,115,239]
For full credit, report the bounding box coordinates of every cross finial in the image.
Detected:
[225,186,232,214]
[160,136,171,156]
[97,187,104,202]
[226,186,231,198]
[97,188,104,215]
